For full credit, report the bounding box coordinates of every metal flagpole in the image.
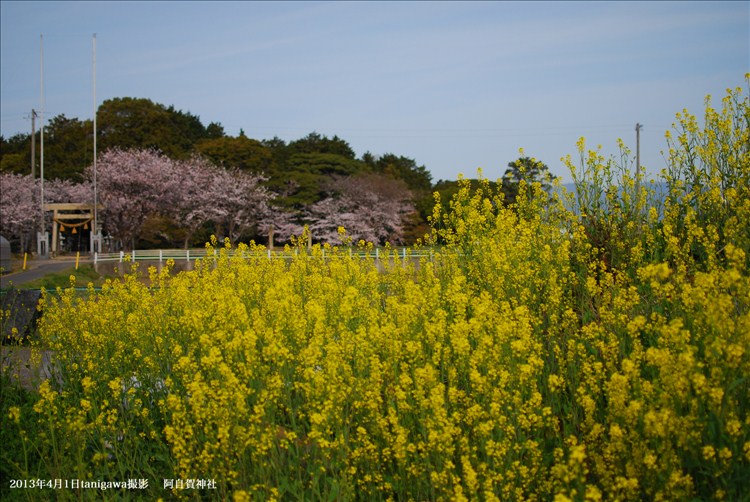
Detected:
[92,33,99,254]
[38,34,48,258]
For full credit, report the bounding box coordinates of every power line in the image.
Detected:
[234,122,675,139]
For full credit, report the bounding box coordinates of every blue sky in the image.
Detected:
[1,1,748,183]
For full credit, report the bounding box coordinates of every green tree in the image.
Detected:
[372,153,433,193]
[205,122,226,139]
[433,178,502,221]
[97,97,207,159]
[289,152,363,177]
[0,134,31,174]
[502,156,557,205]
[288,132,356,159]
[269,152,366,210]
[260,136,290,175]
[166,105,207,145]
[1,115,94,181]
[43,114,93,181]
[361,151,377,167]
[196,136,273,174]
[370,153,434,241]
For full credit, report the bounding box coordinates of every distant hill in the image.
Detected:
[555,181,670,214]
[558,181,669,198]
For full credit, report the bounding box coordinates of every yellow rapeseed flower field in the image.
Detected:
[2,76,748,501]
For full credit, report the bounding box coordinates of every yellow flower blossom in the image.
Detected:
[12,77,750,501]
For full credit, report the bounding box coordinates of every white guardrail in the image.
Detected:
[93,247,435,264]
[94,248,210,264]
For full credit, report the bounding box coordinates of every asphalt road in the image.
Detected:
[0,258,83,289]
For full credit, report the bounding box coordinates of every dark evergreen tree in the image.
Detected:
[502,156,557,205]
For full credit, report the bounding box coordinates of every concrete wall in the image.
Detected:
[0,235,12,275]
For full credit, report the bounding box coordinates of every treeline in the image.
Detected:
[0,97,552,249]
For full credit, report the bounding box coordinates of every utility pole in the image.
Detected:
[635,123,642,179]
[30,109,37,178]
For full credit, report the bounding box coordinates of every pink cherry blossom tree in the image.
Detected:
[46,178,94,204]
[90,148,179,250]
[265,211,304,246]
[0,173,38,253]
[207,167,273,245]
[169,155,219,248]
[89,148,277,249]
[171,155,274,246]
[0,174,97,253]
[306,173,415,245]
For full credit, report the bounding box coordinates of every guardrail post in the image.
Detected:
[119,251,124,263]
[132,249,136,262]
[159,249,163,262]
